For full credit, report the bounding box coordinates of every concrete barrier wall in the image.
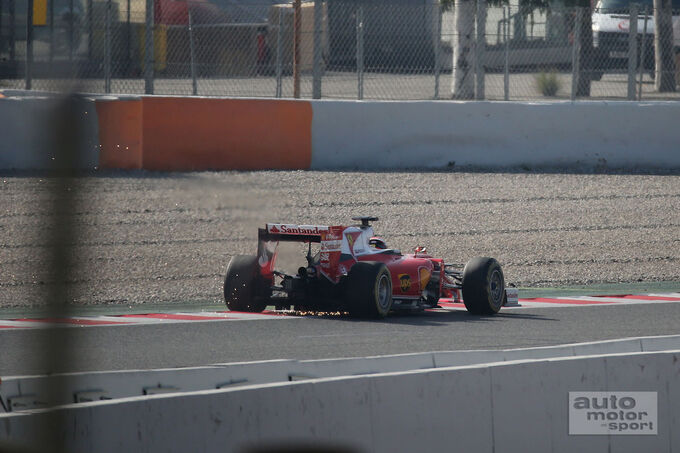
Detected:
[3,335,679,411]
[2,350,679,452]
[0,96,100,170]
[95,96,314,171]
[2,93,679,171]
[310,101,680,170]
[1,93,313,171]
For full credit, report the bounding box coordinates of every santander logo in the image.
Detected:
[267,224,329,235]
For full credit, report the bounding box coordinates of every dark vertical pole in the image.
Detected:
[356,5,364,100]
[475,0,486,100]
[433,1,441,100]
[312,0,322,99]
[144,0,154,94]
[49,0,54,63]
[36,94,84,453]
[87,0,93,59]
[0,0,4,59]
[638,7,649,100]
[275,8,282,97]
[570,7,581,100]
[626,3,637,100]
[68,0,74,60]
[9,0,15,62]
[26,0,33,89]
[293,0,301,98]
[188,4,197,96]
[126,0,131,74]
[104,0,111,92]
[503,5,509,100]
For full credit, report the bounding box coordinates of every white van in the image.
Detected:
[592,0,680,76]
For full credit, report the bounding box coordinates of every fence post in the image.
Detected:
[188,4,198,96]
[312,0,323,99]
[49,0,54,63]
[638,6,649,100]
[87,0,93,59]
[627,3,637,100]
[356,5,364,100]
[144,0,154,94]
[0,1,3,58]
[126,0,131,74]
[571,7,581,100]
[503,5,509,100]
[105,0,112,93]
[475,0,486,100]
[293,0,301,99]
[68,0,74,60]
[275,9,282,98]
[9,0,15,62]
[26,0,33,90]
[433,2,442,100]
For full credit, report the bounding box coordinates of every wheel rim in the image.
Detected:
[490,269,503,306]
[377,274,391,310]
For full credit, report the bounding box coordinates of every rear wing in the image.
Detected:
[258,223,329,243]
[257,224,331,278]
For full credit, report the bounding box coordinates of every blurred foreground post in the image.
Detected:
[31,95,85,453]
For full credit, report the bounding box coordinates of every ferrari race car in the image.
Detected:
[224,217,517,318]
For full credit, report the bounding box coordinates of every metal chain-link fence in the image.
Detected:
[2,0,679,100]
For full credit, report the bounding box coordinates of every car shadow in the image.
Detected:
[303,308,557,327]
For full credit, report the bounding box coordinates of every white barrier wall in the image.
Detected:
[3,335,679,411]
[0,96,99,170]
[2,350,679,453]
[310,101,680,170]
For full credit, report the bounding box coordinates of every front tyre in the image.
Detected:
[346,262,393,318]
[223,255,269,313]
[462,257,505,315]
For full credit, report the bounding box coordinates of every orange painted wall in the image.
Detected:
[141,97,312,171]
[95,98,143,170]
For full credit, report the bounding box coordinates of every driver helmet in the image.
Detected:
[369,236,387,249]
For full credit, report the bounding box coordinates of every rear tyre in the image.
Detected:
[345,262,393,318]
[462,257,505,315]
[223,255,269,313]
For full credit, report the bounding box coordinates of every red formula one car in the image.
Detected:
[224,217,517,318]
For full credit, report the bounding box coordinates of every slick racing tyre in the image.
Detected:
[223,255,269,313]
[462,257,505,315]
[346,262,393,318]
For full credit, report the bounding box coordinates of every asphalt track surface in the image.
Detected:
[1,171,680,375]
[2,302,680,376]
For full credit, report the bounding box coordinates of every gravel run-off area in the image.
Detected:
[1,170,679,309]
